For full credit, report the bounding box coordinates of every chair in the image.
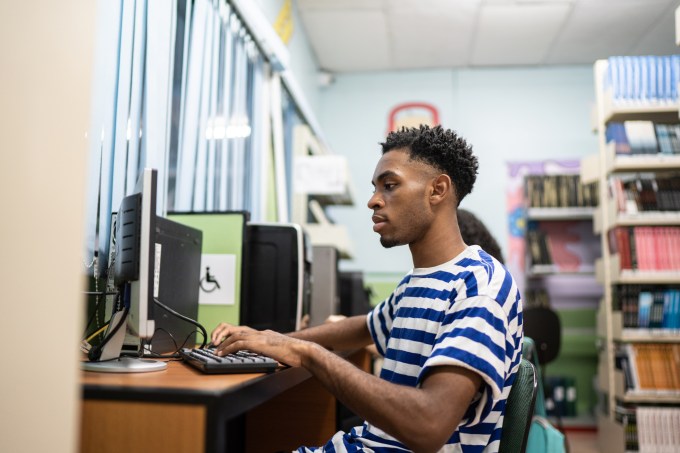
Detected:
[522,306,561,366]
[499,358,538,453]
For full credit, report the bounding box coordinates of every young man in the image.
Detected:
[212,125,524,452]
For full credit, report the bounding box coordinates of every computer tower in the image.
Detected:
[339,271,372,317]
[242,223,312,332]
[309,246,340,327]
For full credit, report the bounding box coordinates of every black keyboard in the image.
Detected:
[179,347,278,374]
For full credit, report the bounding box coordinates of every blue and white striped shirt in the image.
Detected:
[298,246,523,453]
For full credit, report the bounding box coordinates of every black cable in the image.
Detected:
[143,329,206,359]
[153,298,207,349]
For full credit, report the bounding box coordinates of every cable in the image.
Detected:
[153,298,207,349]
[85,324,110,343]
[144,328,207,359]
[87,304,129,362]
[82,290,119,340]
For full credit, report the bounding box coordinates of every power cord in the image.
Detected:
[153,298,207,349]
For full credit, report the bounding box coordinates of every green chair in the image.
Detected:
[499,358,538,453]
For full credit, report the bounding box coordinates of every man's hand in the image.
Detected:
[211,323,314,368]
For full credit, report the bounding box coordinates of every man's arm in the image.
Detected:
[287,315,372,350]
[211,315,372,352]
[213,328,481,453]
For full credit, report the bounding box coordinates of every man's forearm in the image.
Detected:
[298,342,467,453]
[288,315,372,351]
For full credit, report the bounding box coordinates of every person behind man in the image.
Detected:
[457,208,505,264]
[212,125,524,452]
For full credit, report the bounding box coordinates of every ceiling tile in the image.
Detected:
[546,0,673,64]
[300,10,391,72]
[471,3,572,66]
[630,2,679,55]
[388,2,479,69]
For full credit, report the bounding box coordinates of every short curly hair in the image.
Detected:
[380,125,479,205]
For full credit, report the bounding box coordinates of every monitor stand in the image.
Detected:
[81,311,167,373]
[82,356,167,373]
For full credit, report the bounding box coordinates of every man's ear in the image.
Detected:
[430,174,455,206]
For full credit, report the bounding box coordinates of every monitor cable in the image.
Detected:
[153,298,207,349]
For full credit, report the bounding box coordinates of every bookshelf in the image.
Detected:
[522,172,601,423]
[524,174,600,278]
[584,57,680,452]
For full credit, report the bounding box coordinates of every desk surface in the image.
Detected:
[82,359,313,416]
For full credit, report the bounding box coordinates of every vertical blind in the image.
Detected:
[83,0,292,277]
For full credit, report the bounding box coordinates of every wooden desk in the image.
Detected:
[81,350,371,453]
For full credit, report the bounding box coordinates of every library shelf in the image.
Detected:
[526,206,596,221]
[591,57,680,453]
[597,254,680,285]
[601,142,680,175]
[614,332,680,343]
[527,264,595,278]
[601,95,679,124]
[612,369,680,404]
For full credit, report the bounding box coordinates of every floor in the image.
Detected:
[565,430,599,453]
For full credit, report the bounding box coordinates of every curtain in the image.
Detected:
[84,0,283,278]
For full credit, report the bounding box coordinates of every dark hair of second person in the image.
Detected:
[457,208,505,264]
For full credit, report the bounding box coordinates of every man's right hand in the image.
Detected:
[210,323,256,347]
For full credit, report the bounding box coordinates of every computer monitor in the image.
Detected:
[83,168,202,373]
[242,223,312,332]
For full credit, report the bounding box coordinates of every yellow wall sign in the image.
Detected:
[274,0,294,45]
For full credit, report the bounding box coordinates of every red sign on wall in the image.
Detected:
[387,102,440,134]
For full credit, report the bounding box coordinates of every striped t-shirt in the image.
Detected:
[298,245,523,453]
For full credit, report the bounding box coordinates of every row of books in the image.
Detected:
[604,55,680,105]
[606,121,680,156]
[544,375,578,417]
[608,226,680,271]
[527,220,600,271]
[614,404,638,452]
[525,174,598,208]
[635,406,680,453]
[609,173,680,213]
[614,285,680,330]
[617,343,680,392]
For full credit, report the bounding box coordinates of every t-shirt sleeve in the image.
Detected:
[366,291,397,357]
[419,294,509,425]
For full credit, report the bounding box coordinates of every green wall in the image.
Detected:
[167,212,248,336]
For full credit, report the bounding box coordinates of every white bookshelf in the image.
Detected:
[591,58,680,452]
[526,206,595,221]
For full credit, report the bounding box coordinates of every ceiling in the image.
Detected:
[296,0,680,73]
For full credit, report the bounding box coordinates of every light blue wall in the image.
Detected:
[250,2,599,275]
[319,66,598,273]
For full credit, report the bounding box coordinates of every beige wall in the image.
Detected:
[0,1,96,452]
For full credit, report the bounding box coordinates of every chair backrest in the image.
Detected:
[522,337,546,417]
[522,306,561,365]
[499,358,538,453]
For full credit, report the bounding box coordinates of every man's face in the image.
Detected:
[368,149,437,248]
